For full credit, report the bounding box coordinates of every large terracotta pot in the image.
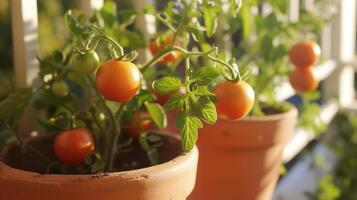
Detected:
[189,106,298,200]
[0,133,198,200]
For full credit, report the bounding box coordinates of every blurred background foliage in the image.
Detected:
[307,111,357,200]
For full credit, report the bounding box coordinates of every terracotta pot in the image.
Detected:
[0,133,198,200]
[189,107,298,200]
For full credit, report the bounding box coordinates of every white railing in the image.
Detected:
[9,0,357,198]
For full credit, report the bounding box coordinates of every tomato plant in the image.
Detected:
[72,50,100,73]
[213,81,255,120]
[54,127,95,165]
[0,1,255,174]
[96,60,141,102]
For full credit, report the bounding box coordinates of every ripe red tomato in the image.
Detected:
[54,127,95,165]
[96,60,141,102]
[149,35,181,64]
[213,81,255,120]
[52,80,69,97]
[122,112,154,138]
[72,50,100,73]
[289,41,321,68]
[289,68,319,92]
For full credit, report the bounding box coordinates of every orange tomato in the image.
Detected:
[213,81,255,120]
[289,68,319,92]
[54,127,95,165]
[96,60,141,102]
[149,35,181,64]
[289,40,321,68]
[122,112,154,138]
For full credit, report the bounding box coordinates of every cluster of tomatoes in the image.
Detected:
[289,41,321,93]
[53,48,143,165]
[52,34,256,165]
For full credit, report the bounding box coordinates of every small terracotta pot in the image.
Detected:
[0,133,198,200]
[189,107,298,200]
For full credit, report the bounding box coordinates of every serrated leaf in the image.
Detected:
[189,96,217,125]
[176,113,202,152]
[191,86,215,97]
[195,66,220,85]
[145,102,167,128]
[153,76,182,94]
[64,10,83,35]
[165,95,184,110]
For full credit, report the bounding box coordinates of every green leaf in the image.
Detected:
[201,1,218,38]
[165,95,184,110]
[195,66,220,85]
[239,2,251,39]
[189,96,217,125]
[144,5,155,14]
[99,1,117,27]
[230,0,242,17]
[0,88,32,124]
[176,113,202,152]
[146,148,159,165]
[153,76,182,94]
[198,85,215,95]
[145,102,167,128]
[187,11,201,18]
[64,10,83,35]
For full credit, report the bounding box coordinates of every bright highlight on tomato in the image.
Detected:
[72,50,100,73]
[289,41,321,68]
[289,68,319,92]
[213,81,255,120]
[54,127,95,165]
[122,112,154,138]
[52,80,69,97]
[96,60,141,102]
[149,35,181,64]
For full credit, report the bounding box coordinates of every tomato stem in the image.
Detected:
[85,74,121,171]
[106,103,125,172]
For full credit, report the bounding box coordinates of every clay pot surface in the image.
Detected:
[189,107,298,200]
[0,133,198,200]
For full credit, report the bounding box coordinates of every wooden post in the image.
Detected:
[289,0,299,22]
[79,0,104,14]
[11,0,39,87]
[323,0,356,107]
[132,0,157,64]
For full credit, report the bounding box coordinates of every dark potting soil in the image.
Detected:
[261,103,294,116]
[1,133,182,175]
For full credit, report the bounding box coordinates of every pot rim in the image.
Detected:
[0,132,198,184]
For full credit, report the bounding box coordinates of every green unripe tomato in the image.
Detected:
[72,50,100,73]
[52,81,69,97]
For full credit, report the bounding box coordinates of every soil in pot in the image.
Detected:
[2,132,181,174]
[0,132,198,200]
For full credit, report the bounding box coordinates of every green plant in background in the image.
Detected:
[307,111,357,200]
[0,0,251,174]
[208,0,337,134]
